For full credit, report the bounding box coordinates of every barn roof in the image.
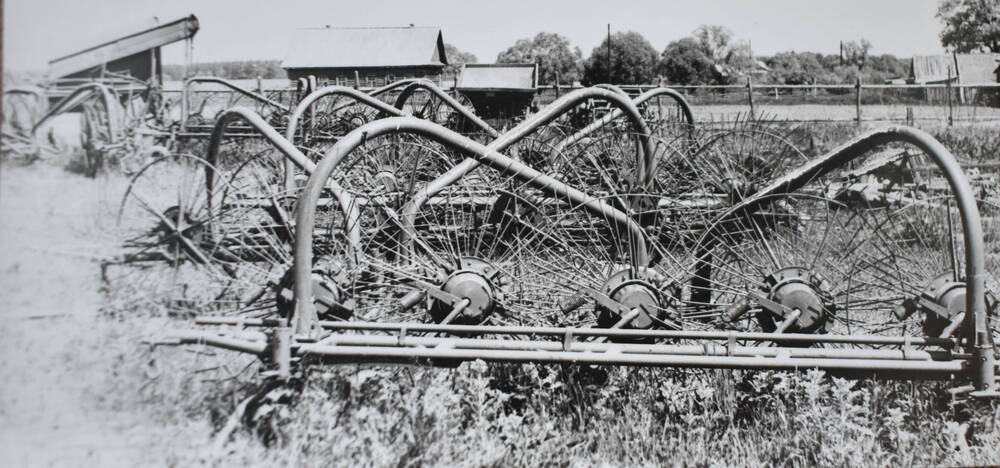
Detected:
[910,53,1000,84]
[282,26,447,70]
[48,15,199,79]
[456,64,537,91]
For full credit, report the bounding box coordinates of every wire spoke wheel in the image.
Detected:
[685,143,1000,346]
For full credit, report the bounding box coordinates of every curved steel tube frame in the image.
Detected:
[594,83,631,97]
[31,82,122,141]
[693,126,993,391]
[398,87,656,252]
[181,76,290,132]
[283,86,408,192]
[391,79,500,138]
[205,107,362,249]
[292,116,652,335]
[553,87,695,154]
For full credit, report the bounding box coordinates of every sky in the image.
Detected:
[4,0,947,72]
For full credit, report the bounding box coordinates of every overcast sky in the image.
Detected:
[4,0,946,71]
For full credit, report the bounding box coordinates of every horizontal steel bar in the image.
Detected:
[321,322,953,346]
[192,316,954,347]
[298,344,967,376]
[320,334,947,361]
[165,330,267,355]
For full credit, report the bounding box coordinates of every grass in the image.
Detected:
[3,119,1000,466]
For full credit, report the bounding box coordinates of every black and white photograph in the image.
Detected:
[3,0,1000,466]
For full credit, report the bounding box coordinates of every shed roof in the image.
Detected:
[48,15,199,79]
[282,26,447,70]
[456,64,537,91]
[910,53,1000,84]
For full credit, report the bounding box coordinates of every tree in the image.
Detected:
[938,0,1000,52]
[582,31,659,85]
[690,25,754,83]
[841,39,872,69]
[496,32,583,84]
[659,37,716,85]
[444,43,478,76]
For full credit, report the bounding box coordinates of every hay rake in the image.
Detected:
[125,85,1000,402]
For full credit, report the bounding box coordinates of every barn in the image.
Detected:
[282,26,449,86]
[456,63,538,121]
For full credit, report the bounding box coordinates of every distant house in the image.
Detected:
[48,15,199,83]
[909,53,1000,103]
[909,53,1000,84]
[456,63,537,120]
[281,26,448,85]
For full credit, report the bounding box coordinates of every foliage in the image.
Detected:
[937,0,1000,52]
[444,43,478,76]
[582,31,660,85]
[496,32,583,85]
[659,37,718,85]
[758,51,909,85]
[765,52,830,85]
[162,60,285,80]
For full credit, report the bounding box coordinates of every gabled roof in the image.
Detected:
[910,53,1000,84]
[456,64,537,91]
[48,15,199,79]
[282,26,447,69]
[955,53,1000,83]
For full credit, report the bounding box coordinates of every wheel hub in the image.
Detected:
[153,206,207,256]
[758,266,834,333]
[906,273,970,337]
[275,259,353,321]
[430,257,500,324]
[596,268,675,330]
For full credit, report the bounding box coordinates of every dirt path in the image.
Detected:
[0,165,211,467]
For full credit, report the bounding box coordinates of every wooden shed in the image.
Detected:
[456,63,538,120]
[282,26,448,86]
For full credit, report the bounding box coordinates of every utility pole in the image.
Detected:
[607,24,612,83]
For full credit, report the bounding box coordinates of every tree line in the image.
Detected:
[163,0,1000,87]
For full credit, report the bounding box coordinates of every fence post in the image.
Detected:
[947,67,954,126]
[746,76,755,120]
[855,76,862,125]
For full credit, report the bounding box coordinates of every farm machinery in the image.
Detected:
[104,77,1000,409]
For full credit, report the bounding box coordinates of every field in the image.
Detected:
[4,118,1000,466]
